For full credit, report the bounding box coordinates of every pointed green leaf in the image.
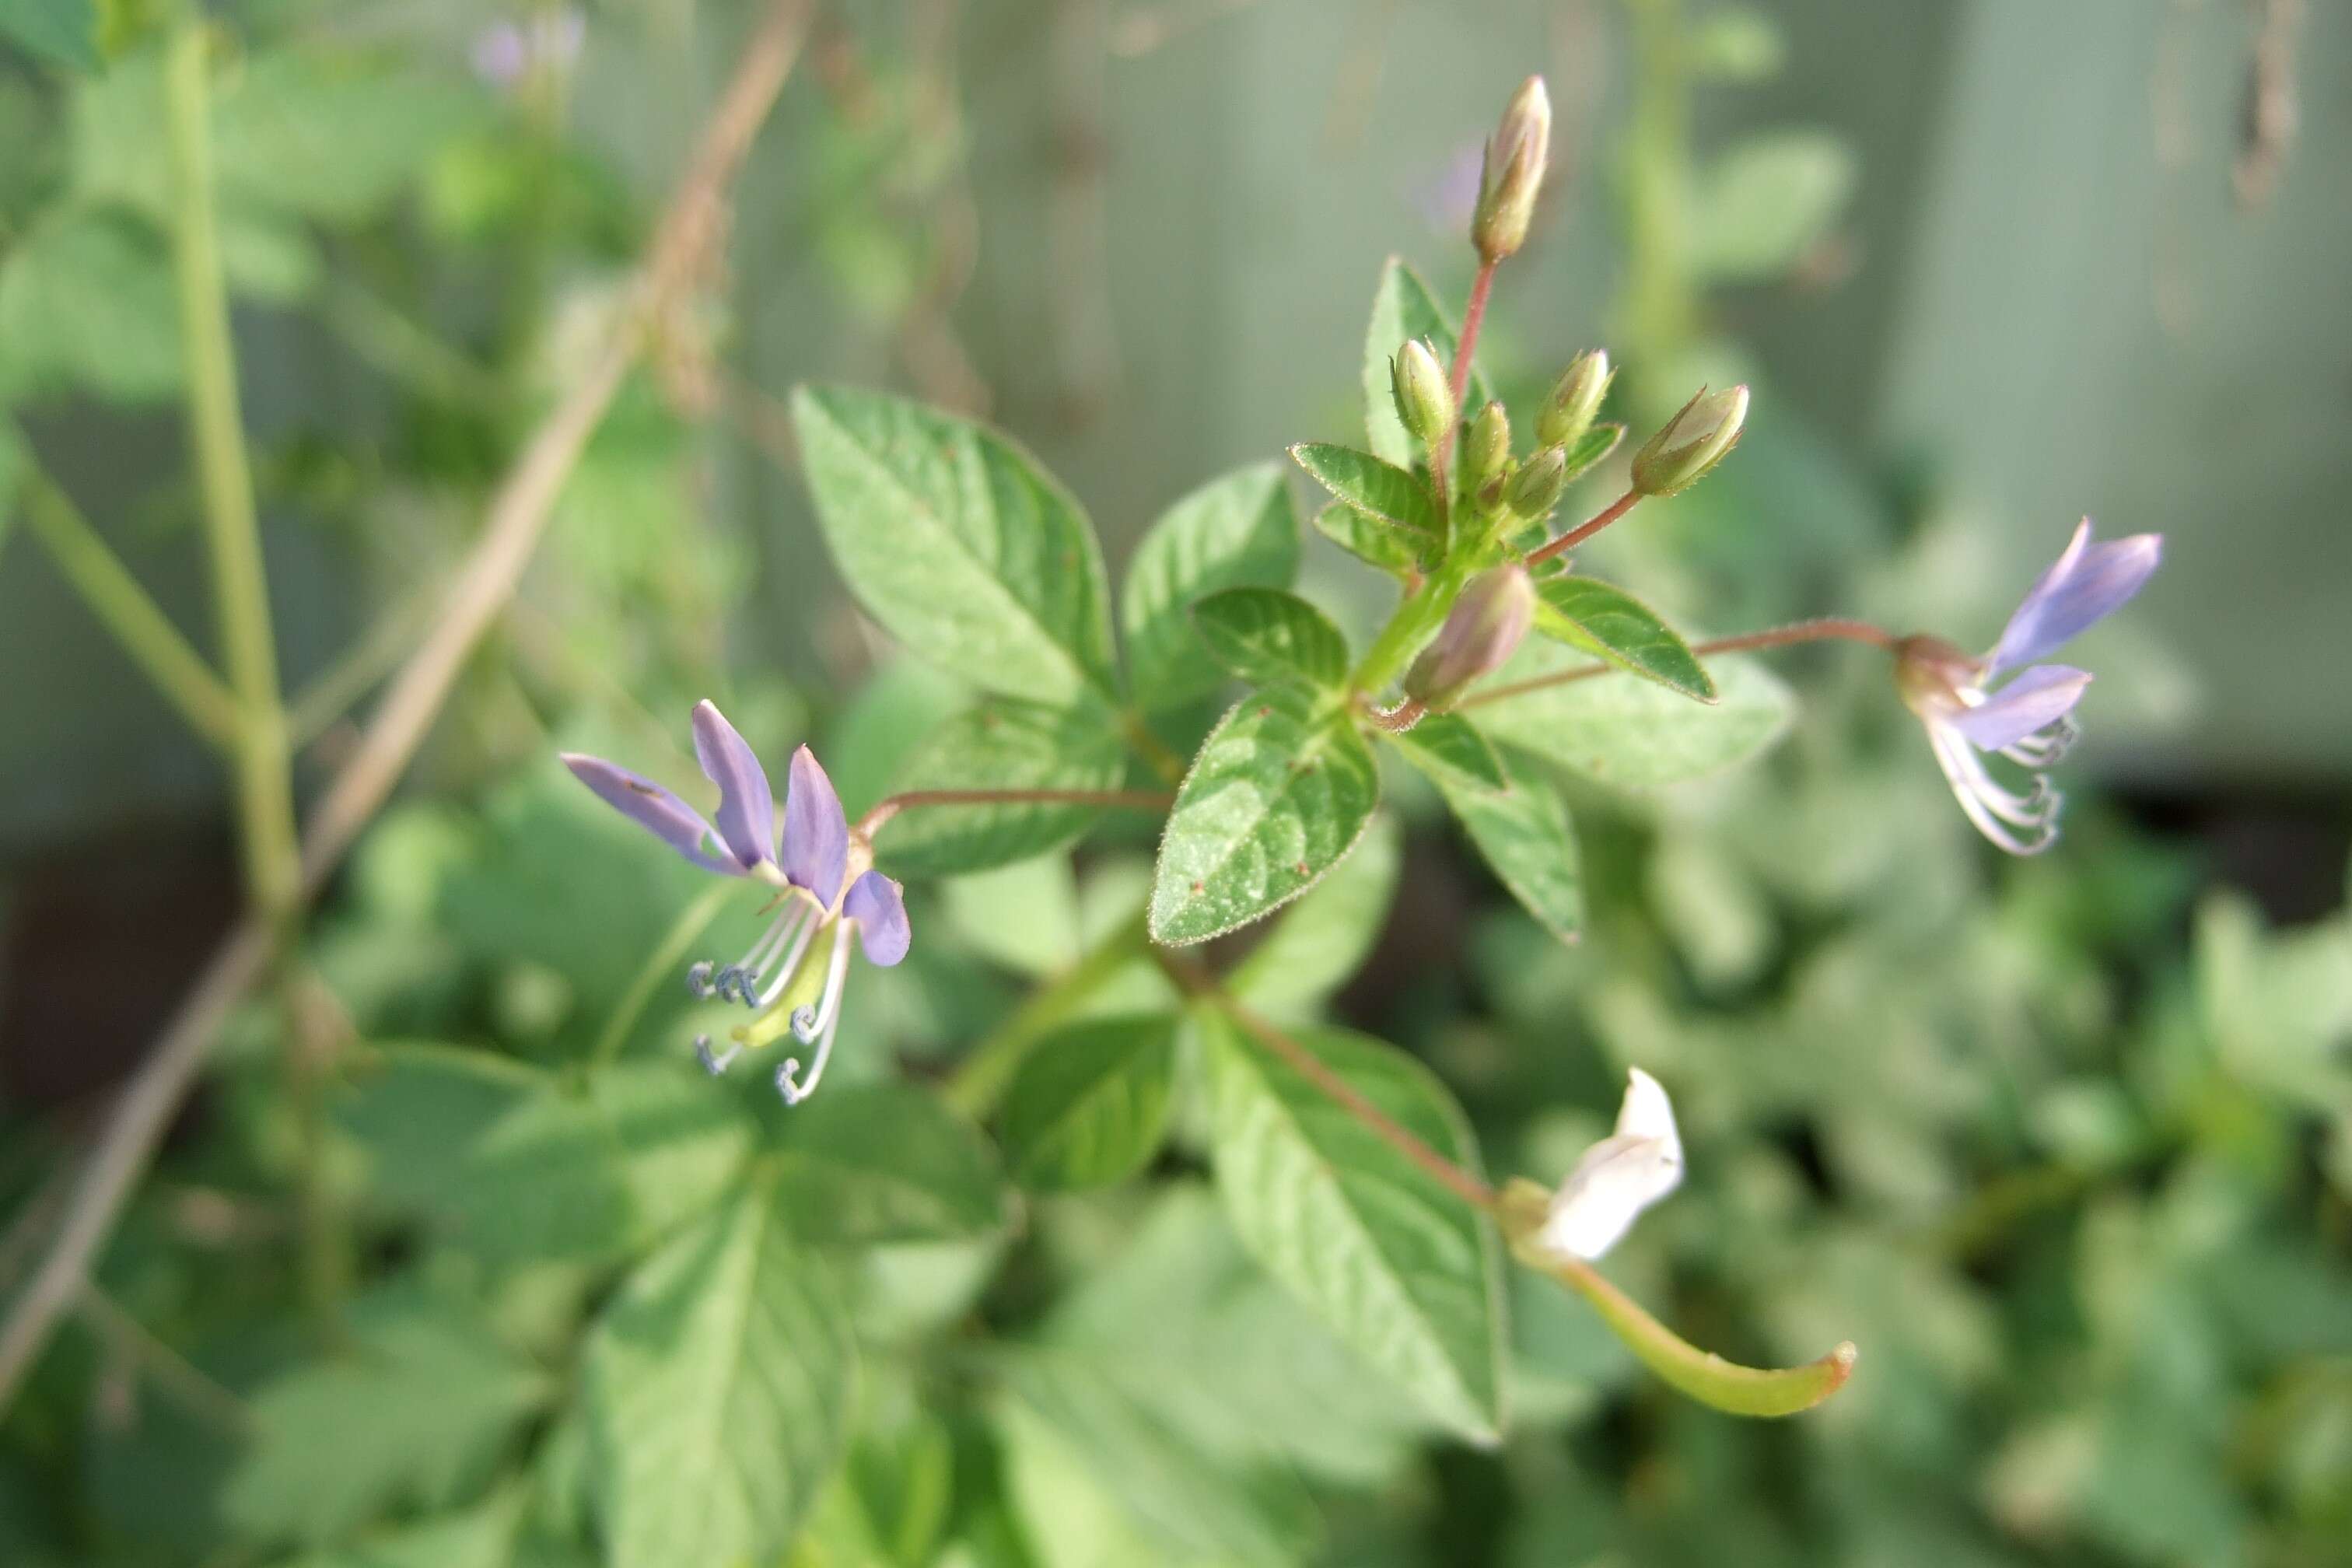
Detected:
[1288,442,1440,540]
[1473,642,1794,788]
[1311,498,1426,576]
[999,1014,1181,1191]
[1122,462,1300,710]
[586,1190,856,1568]
[875,700,1129,877]
[1201,1017,1507,1442]
[1399,742,1583,945]
[771,1081,1011,1244]
[1228,812,1403,1020]
[792,386,1117,708]
[1149,685,1381,945]
[0,0,98,72]
[1187,587,1350,691]
[1383,712,1507,793]
[1361,257,1496,465]
[1556,421,1626,485]
[1531,576,1717,702]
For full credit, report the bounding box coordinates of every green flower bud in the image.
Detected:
[1505,445,1567,518]
[1630,384,1749,497]
[1472,76,1551,264]
[1536,349,1614,449]
[1404,566,1535,707]
[1389,338,1455,451]
[1461,401,1510,499]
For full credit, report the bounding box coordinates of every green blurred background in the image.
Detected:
[2,2,2349,1566]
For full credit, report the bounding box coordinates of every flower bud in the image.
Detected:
[1389,338,1455,451]
[1404,566,1535,706]
[1472,75,1550,263]
[1461,401,1510,499]
[1536,349,1613,449]
[1630,383,1748,497]
[1892,633,1979,719]
[1504,444,1566,518]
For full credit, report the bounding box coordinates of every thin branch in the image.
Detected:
[1458,617,1899,710]
[78,1284,250,1435]
[1523,486,1640,566]
[15,467,243,749]
[0,0,814,1415]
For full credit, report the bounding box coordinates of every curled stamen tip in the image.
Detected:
[686,961,716,998]
[695,1035,723,1075]
[791,1004,821,1043]
[775,1059,807,1105]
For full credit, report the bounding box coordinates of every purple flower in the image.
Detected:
[471,9,586,90]
[1896,520,2161,855]
[562,701,910,1104]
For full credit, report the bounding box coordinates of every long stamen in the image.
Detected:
[755,907,823,1008]
[709,902,800,1003]
[792,919,856,1045]
[776,964,847,1108]
[695,1035,742,1075]
[1930,726,2059,855]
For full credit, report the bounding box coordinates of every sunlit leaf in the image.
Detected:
[875,700,1129,877]
[1149,685,1381,944]
[1289,442,1440,541]
[999,1014,1181,1191]
[1201,1017,1507,1442]
[1188,587,1350,691]
[1473,642,1793,789]
[770,1081,1011,1244]
[793,385,1118,709]
[1227,812,1403,1020]
[1122,462,1300,710]
[1530,576,1716,702]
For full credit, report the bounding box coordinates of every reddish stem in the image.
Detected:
[1449,260,1496,414]
[1458,617,1899,709]
[1524,488,1641,567]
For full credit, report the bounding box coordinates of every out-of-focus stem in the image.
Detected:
[852,786,1174,842]
[16,467,242,749]
[1459,617,1899,709]
[944,907,1153,1116]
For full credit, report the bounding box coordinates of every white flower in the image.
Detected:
[1537,1068,1683,1261]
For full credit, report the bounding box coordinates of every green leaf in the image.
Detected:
[0,0,97,72]
[261,1493,527,1568]
[997,1352,1318,1568]
[0,422,27,557]
[1690,131,1857,282]
[1227,812,1403,1020]
[1531,576,1717,702]
[586,1189,856,1568]
[226,1290,549,1546]
[771,1081,1011,1244]
[999,1014,1181,1191]
[1361,257,1494,466]
[1121,462,1300,710]
[1383,711,1507,793]
[874,700,1129,877]
[1311,499,1424,576]
[1201,1017,1507,1442]
[338,1046,754,1264]
[792,385,1118,709]
[0,212,182,404]
[1556,421,1626,486]
[1400,742,1584,945]
[1148,684,1381,945]
[1473,643,1794,789]
[1187,587,1349,691]
[1288,441,1440,540]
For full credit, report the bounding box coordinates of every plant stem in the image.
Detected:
[166,19,301,919]
[853,786,1175,841]
[16,467,242,749]
[591,883,733,1066]
[76,1283,251,1434]
[1350,558,1472,696]
[1458,616,1899,710]
[1496,1181,1855,1417]
[1449,258,1496,415]
[943,907,1153,1117]
[1523,486,1641,566]
[1156,950,1497,1212]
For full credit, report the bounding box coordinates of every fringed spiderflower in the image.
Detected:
[562,700,909,1105]
[1895,519,2161,856]
[1536,1068,1683,1261]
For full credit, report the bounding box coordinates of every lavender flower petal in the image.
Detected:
[844,870,912,966]
[1948,665,2094,752]
[1987,521,2162,674]
[691,700,775,872]
[782,745,849,905]
[561,753,733,873]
